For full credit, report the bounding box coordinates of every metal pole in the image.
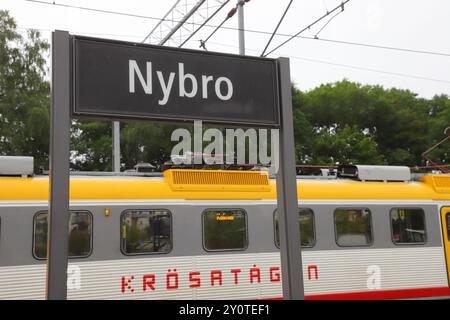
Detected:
[47,30,70,300]
[113,121,120,172]
[237,0,245,55]
[276,57,304,300]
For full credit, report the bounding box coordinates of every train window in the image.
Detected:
[447,214,450,241]
[33,211,93,259]
[274,209,315,248]
[334,208,373,247]
[390,208,426,244]
[121,209,172,255]
[202,209,247,251]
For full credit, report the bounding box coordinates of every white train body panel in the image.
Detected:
[0,247,447,300]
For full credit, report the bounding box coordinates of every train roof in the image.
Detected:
[0,169,449,201]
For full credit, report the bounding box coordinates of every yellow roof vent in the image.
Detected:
[164,169,270,192]
[421,175,450,194]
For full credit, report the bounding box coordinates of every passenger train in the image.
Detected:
[0,156,450,300]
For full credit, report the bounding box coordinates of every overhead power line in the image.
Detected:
[22,0,450,58]
[178,0,231,48]
[305,37,450,58]
[24,0,165,22]
[288,55,450,84]
[17,26,144,39]
[18,23,450,84]
[199,0,250,50]
[16,25,450,85]
[263,0,351,57]
[199,8,234,50]
[208,41,450,84]
[313,8,344,39]
[260,0,293,57]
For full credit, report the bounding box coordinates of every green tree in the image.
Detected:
[292,87,314,163]
[366,87,430,165]
[0,10,50,170]
[121,122,180,170]
[310,125,386,165]
[70,120,183,171]
[292,80,441,167]
[425,94,450,165]
[1,9,447,172]
[71,120,113,171]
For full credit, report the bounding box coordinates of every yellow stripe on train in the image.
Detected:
[0,169,449,201]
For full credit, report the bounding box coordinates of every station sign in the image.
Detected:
[72,36,280,127]
[48,31,302,300]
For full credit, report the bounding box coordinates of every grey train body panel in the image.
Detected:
[0,201,444,267]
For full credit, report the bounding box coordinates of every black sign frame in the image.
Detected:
[71,35,281,128]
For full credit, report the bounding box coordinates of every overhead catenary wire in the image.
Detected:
[306,37,450,58]
[24,0,166,23]
[17,23,450,62]
[260,0,293,57]
[21,22,450,85]
[178,0,231,48]
[199,11,232,49]
[208,40,450,84]
[313,8,344,39]
[22,0,450,58]
[263,0,351,57]
[288,55,450,84]
[199,0,250,50]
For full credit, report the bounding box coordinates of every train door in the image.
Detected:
[441,207,450,286]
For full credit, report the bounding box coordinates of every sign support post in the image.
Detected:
[113,121,120,171]
[47,30,70,300]
[276,57,304,300]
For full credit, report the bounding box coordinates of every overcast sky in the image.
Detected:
[2,0,450,98]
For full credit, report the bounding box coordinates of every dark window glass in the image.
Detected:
[121,209,172,254]
[391,208,426,244]
[447,213,450,242]
[34,211,92,259]
[34,213,47,258]
[274,209,315,248]
[203,209,247,251]
[335,208,372,246]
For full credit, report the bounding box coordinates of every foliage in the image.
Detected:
[295,80,448,166]
[120,122,181,170]
[0,11,448,172]
[0,10,50,170]
[310,125,385,165]
[71,120,113,171]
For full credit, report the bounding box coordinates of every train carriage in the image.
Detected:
[0,158,449,300]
